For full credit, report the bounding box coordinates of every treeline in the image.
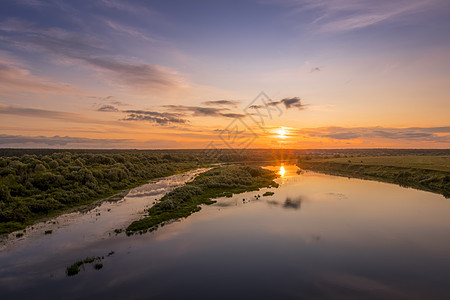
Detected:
[0,152,203,234]
[126,165,278,234]
[2,148,449,159]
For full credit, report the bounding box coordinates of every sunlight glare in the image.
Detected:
[275,127,287,139]
[279,165,285,177]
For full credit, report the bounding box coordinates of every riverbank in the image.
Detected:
[0,151,206,235]
[126,165,278,234]
[298,156,450,197]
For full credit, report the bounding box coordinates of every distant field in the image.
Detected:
[298,155,450,197]
[310,156,450,172]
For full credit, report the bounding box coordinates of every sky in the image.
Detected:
[0,0,449,149]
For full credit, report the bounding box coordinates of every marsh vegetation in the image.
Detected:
[66,251,114,276]
[126,165,278,234]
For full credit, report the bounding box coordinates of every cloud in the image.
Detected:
[0,19,187,92]
[0,133,180,148]
[296,126,450,143]
[90,95,130,108]
[323,132,360,140]
[163,105,245,118]
[0,134,131,147]
[0,104,82,120]
[97,105,119,112]
[102,19,158,42]
[248,96,306,111]
[0,60,78,94]
[122,110,187,125]
[310,67,320,73]
[202,100,240,107]
[99,0,151,15]
[280,97,306,109]
[82,56,186,91]
[220,113,246,118]
[0,104,123,126]
[272,0,439,33]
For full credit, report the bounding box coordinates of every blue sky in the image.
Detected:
[0,0,449,148]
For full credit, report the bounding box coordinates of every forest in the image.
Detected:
[0,151,204,234]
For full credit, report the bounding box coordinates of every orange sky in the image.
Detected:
[0,0,449,149]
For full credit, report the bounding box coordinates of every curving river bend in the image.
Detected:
[1,164,450,299]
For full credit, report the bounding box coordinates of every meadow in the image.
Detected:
[298,155,450,197]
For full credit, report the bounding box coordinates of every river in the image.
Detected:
[1,164,449,299]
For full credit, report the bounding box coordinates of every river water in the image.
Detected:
[1,164,449,299]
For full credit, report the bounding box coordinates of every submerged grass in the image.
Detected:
[66,251,114,276]
[298,156,450,197]
[126,165,278,235]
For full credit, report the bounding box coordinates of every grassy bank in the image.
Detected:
[126,165,278,234]
[298,156,450,197]
[0,152,205,235]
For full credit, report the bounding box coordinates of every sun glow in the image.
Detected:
[274,127,288,139]
[279,165,285,177]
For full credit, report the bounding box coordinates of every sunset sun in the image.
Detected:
[274,127,288,139]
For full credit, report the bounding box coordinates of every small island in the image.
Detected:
[126,165,278,234]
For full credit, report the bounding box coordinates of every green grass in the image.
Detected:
[298,155,450,197]
[126,165,278,234]
[311,155,450,172]
[0,222,25,235]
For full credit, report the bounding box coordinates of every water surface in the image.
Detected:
[1,164,449,299]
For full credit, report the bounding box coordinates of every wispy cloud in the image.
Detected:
[98,0,152,15]
[83,56,187,91]
[90,95,130,108]
[102,19,158,42]
[0,133,131,147]
[272,0,441,33]
[202,100,240,108]
[122,110,187,125]
[0,104,82,120]
[0,133,181,148]
[0,18,188,92]
[0,104,124,127]
[248,97,306,110]
[163,105,245,118]
[97,105,119,112]
[296,126,450,143]
[0,59,78,94]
